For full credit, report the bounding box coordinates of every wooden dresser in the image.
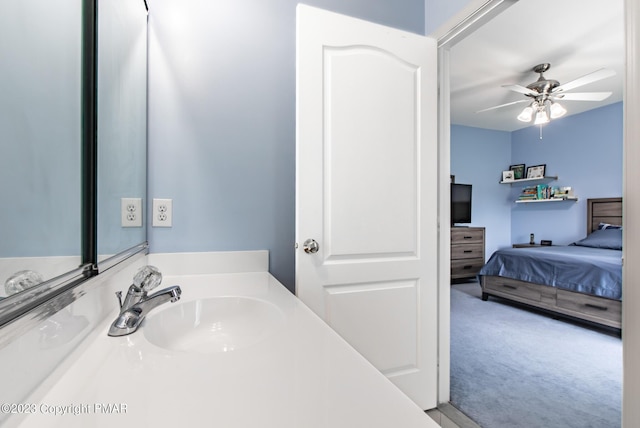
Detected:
[451,227,485,281]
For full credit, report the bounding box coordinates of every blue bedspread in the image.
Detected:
[478,246,622,300]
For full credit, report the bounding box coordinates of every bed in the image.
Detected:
[478,197,623,329]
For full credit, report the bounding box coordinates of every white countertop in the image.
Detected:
[15,271,438,428]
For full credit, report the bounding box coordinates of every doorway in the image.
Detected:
[437,0,625,426]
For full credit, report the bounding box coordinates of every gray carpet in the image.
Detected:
[450,281,622,428]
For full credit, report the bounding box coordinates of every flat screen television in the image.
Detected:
[451,183,472,225]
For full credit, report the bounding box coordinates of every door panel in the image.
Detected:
[325,46,418,260]
[324,279,418,373]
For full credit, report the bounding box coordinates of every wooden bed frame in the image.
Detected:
[480,197,623,329]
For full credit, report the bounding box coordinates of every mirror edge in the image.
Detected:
[0,266,90,349]
[97,242,149,273]
[0,243,148,349]
[82,0,98,272]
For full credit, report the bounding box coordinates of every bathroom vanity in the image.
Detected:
[5,252,437,428]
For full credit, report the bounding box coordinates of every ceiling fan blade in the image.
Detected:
[476,99,529,113]
[552,68,616,93]
[551,92,613,101]
[502,84,537,96]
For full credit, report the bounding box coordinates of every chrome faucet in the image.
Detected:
[108,266,182,337]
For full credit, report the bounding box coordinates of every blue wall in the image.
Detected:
[147,0,425,292]
[511,102,623,245]
[424,0,473,34]
[450,125,512,256]
[452,102,623,254]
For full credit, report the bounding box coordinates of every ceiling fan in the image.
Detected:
[477,63,616,125]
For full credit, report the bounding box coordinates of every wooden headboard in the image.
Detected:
[587,197,623,234]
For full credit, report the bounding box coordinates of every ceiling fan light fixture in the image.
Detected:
[478,63,616,128]
[517,105,534,122]
[534,109,550,125]
[550,101,567,119]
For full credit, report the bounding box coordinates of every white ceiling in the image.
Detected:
[449,0,625,132]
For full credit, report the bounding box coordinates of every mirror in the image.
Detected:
[0,0,148,329]
[97,0,148,260]
[0,0,83,298]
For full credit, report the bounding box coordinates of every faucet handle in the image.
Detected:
[133,265,163,292]
[5,270,43,295]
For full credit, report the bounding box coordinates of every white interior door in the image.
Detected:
[296,5,438,409]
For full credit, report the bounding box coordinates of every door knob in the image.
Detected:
[303,239,319,254]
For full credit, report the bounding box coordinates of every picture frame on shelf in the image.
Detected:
[509,164,525,180]
[502,170,514,182]
[526,164,546,179]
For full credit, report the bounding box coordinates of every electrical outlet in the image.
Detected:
[121,198,142,227]
[152,198,173,227]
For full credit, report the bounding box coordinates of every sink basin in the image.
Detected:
[143,297,285,354]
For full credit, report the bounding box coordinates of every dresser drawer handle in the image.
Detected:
[463,250,473,253]
[463,265,473,270]
[463,236,473,239]
[584,303,608,311]
[502,284,517,290]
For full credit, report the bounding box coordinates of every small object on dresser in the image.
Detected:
[541,240,552,246]
[530,233,535,245]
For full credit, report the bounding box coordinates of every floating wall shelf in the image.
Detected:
[500,176,558,185]
[515,197,578,204]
